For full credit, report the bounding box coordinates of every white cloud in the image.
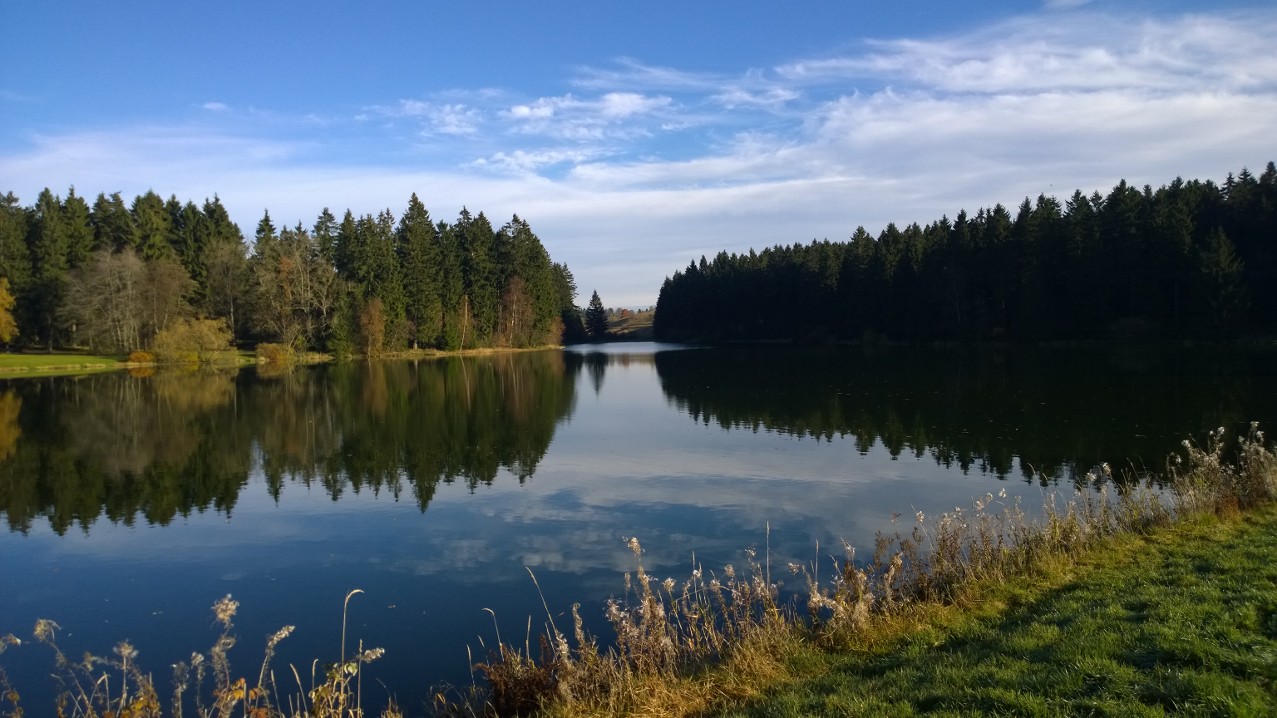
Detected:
[777,11,1277,94]
[201,101,230,112]
[3,8,1275,307]
[372,99,484,136]
[572,57,722,92]
[503,92,675,141]
[475,147,605,174]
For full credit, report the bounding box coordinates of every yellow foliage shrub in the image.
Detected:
[255,343,295,365]
[150,318,234,364]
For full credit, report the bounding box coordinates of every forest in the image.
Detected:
[0,189,586,356]
[655,162,1277,343]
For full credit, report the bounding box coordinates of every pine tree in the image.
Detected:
[436,221,465,350]
[91,192,136,252]
[131,190,173,260]
[0,193,31,301]
[27,188,69,349]
[585,290,608,338]
[457,209,499,343]
[63,188,94,269]
[201,196,247,335]
[552,262,585,343]
[396,194,442,348]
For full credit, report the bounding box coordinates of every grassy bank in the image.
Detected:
[0,344,561,379]
[713,505,1277,717]
[463,425,1277,717]
[0,352,124,376]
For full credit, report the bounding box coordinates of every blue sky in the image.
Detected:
[3,1,1275,307]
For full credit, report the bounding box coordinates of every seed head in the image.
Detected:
[212,594,239,626]
[33,619,59,642]
[114,640,138,661]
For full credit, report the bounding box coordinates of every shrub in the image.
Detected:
[151,318,234,364]
[255,343,295,365]
[127,350,155,364]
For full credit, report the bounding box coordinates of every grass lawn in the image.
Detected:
[714,506,1277,717]
[0,352,123,375]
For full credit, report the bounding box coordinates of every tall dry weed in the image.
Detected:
[3,592,398,718]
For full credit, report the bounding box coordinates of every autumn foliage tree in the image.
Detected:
[0,278,17,345]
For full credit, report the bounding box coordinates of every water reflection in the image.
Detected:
[4,346,1275,535]
[0,351,577,533]
[653,345,1277,484]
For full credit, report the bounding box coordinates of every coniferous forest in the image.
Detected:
[655,163,1277,343]
[0,189,586,355]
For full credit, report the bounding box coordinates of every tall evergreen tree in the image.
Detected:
[27,188,69,349]
[436,221,466,350]
[456,209,499,343]
[0,193,31,306]
[585,290,608,338]
[90,192,136,252]
[313,207,338,265]
[552,262,585,343]
[201,196,246,335]
[396,194,442,349]
[130,190,173,260]
[62,188,94,269]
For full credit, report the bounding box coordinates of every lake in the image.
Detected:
[1,343,1274,715]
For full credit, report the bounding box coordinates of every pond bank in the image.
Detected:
[0,344,565,378]
[459,425,1277,717]
[708,504,1277,717]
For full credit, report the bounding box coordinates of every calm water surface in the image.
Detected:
[1,344,1274,714]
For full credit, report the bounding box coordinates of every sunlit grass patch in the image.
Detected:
[0,352,122,374]
[718,505,1277,717]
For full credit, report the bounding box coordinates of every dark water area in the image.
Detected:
[1,344,1274,715]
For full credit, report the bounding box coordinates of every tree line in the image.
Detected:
[0,188,586,355]
[655,162,1277,343]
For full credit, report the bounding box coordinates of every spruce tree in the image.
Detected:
[131,190,173,260]
[27,188,69,349]
[91,192,136,252]
[396,194,442,348]
[585,290,608,338]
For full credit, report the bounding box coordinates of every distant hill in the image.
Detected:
[608,308,654,341]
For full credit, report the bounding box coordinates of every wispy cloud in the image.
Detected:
[503,92,675,140]
[776,11,1277,94]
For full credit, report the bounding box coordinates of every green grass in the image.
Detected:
[0,352,124,375]
[714,506,1277,717]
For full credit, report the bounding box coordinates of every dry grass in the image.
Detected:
[1,590,401,718]
[455,423,1277,717]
